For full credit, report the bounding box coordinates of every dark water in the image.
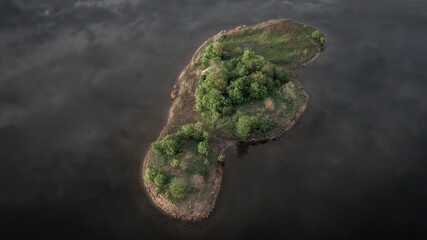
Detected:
[1,0,426,239]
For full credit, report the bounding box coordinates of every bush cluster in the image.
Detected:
[151,135,178,156]
[168,178,191,200]
[144,168,172,190]
[235,115,271,139]
[311,30,325,45]
[195,49,285,121]
[151,122,211,159]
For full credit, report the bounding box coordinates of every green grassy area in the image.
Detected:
[144,19,324,206]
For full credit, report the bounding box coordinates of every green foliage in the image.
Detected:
[217,154,225,162]
[151,135,179,157]
[203,158,210,166]
[177,122,206,141]
[195,85,227,118]
[241,49,265,72]
[227,76,249,104]
[154,173,169,188]
[261,62,276,78]
[196,49,286,120]
[144,168,156,182]
[249,82,268,99]
[201,44,222,68]
[233,62,249,78]
[249,116,271,134]
[283,81,297,101]
[235,115,271,139]
[212,42,224,57]
[203,131,211,141]
[311,30,324,45]
[220,34,227,40]
[280,70,291,83]
[236,115,252,139]
[249,71,267,85]
[205,67,229,92]
[198,141,210,156]
[169,178,191,200]
[170,158,180,168]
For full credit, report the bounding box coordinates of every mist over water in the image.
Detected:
[1,0,426,239]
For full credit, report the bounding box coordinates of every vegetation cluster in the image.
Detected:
[144,19,324,208]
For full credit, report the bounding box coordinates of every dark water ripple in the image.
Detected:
[0,0,426,239]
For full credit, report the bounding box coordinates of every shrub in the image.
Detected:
[311,30,323,44]
[236,115,252,139]
[219,34,227,40]
[206,67,229,92]
[154,173,169,188]
[320,37,325,45]
[233,62,249,78]
[261,62,276,78]
[203,131,211,141]
[151,135,179,157]
[203,158,210,166]
[217,154,225,162]
[170,158,180,168]
[198,141,210,156]
[249,71,267,85]
[283,82,297,101]
[250,116,271,134]
[280,70,291,83]
[212,42,224,57]
[169,178,191,200]
[144,168,156,182]
[201,44,221,68]
[227,76,249,104]
[249,82,268,99]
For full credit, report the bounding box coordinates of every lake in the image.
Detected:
[0,0,426,239]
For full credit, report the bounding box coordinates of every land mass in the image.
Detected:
[142,19,324,220]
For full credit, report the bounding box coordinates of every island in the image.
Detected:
[142,19,325,220]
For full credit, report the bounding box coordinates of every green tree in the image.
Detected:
[241,49,265,72]
[236,115,252,139]
[144,168,157,182]
[250,116,271,133]
[198,141,210,156]
[169,178,190,200]
[212,42,224,57]
[280,70,291,83]
[151,135,179,156]
[249,82,268,99]
[233,62,249,78]
[162,135,179,156]
[311,30,323,43]
[261,62,276,78]
[227,76,249,104]
[249,71,267,85]
[154,173,168,188]
[195,80,228,120]
[206,67,229,92]
[283,82,297,101]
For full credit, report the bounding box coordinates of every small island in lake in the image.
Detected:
[142,19,325,220]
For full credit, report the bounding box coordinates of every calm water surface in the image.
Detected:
[1,0,426,239]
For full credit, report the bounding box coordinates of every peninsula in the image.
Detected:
[142,19,325,220]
